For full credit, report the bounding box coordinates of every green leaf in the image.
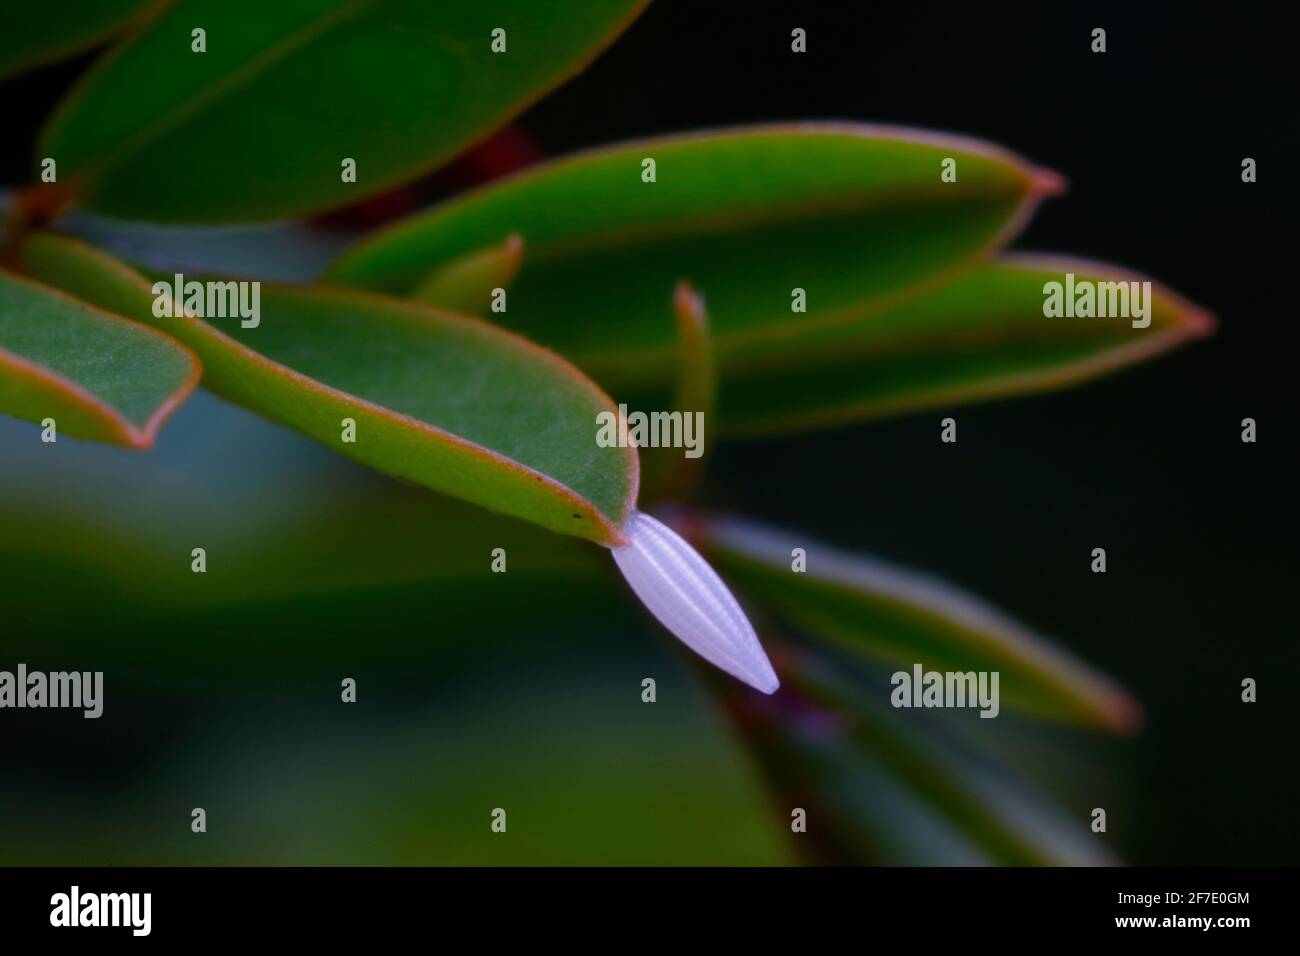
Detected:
[20,235,638,544]
[0,492,621,678]
[702,255,1215,434]
[327,123,1061,369]
[0,0,152,81]
[717,657,1114,865]
[640,281,715,500]
[0,680,791,865]
[670,281,716,424]
[411,233,524,312]
[37,0,651,222]
[0,268,198,447]
[696,513,1141,732]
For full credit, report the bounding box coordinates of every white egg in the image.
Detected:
[612,510,779,694]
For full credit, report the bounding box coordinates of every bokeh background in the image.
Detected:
[1,0,1294,864]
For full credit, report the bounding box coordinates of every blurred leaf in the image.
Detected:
[638,281,716,501]
[37,0,651,222]
[0,673,792,865]
[670,281,716,426]
[696,513,1141,732]
[20,234,638,544]
[0,468,629,681]
[411,233,524,312]
[0,0,152,80]
[699,255,1215,434]
[716,654,1115,865]
[327,123,1060,371]
[0,268,198,447]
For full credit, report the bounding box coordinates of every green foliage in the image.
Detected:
[700,514,1140,730]
[0,0,151,80]
[696,255,1213,434]
[411,233,524,312]
[329,124,1057,375]
[21,235,637,544]
[36,0,650,221]
[0,269,197,446]
[723,658,1113,865]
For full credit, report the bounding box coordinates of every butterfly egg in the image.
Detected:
[612,510,779,694]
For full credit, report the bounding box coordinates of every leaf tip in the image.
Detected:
[1099,689,1145,736]
[1179,303,1217,339]
[1029,166,1069,197]
[673,280,706,335]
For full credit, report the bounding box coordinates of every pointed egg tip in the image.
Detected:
[710,634,780,694]
[749,667,780,696]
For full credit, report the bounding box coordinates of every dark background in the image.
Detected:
[2,0,1294,864]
